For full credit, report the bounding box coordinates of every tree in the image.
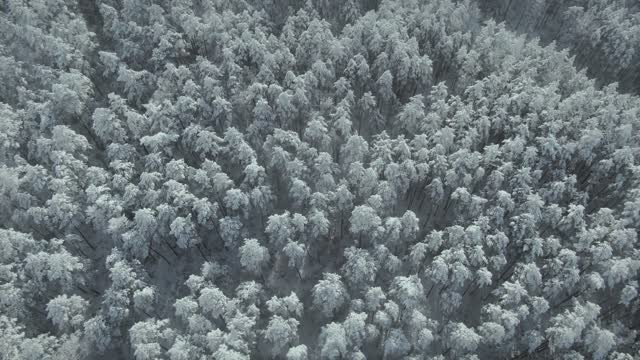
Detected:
[219,216,243,249]
[235,281,264,306]
[283,240,306,277]
[396,95,425,134]
[0,316,62,360]
[239,238,270,276]
[224,127,256,167]
[224,189,250,217]
[400,210,419,244]
[175,296,199,322]
[313,273,349,318]
[51,71,94,120]
[214,344,250,360]
[584,326,616,360]
[133,287,156,315]
[308,209,330,240]
[83,316,111,353]
[267,292,303,319]
[170,215,200,249]
[167,337,195,360]
[365,287,387,313]
[304,116,331,150]
[46,295,88,332]
[265,316,300,356]
[290,178,311,208]
[92,107,127,144]
[389,275,424,312]
[350,205,381,243]
[447,322,481,354]
[24,246,84,292]
[377,70,395,105]
[287,345,308,360]
[342,311,367,349]
[477,322,505,345]
[341,135,369,167]
[319,322,348,360]
[383,328,411,359]
[198,287,229,319]
[266,211,294,248]
[129,319,171,360]
[341,247,376,290]
[620,282,638,306]
[546,301,600,354]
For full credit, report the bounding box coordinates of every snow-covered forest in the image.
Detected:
[1,0,640,359]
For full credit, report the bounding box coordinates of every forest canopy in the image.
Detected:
[1,0,640,359]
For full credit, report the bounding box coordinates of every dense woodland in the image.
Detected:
[1,0,640,359]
